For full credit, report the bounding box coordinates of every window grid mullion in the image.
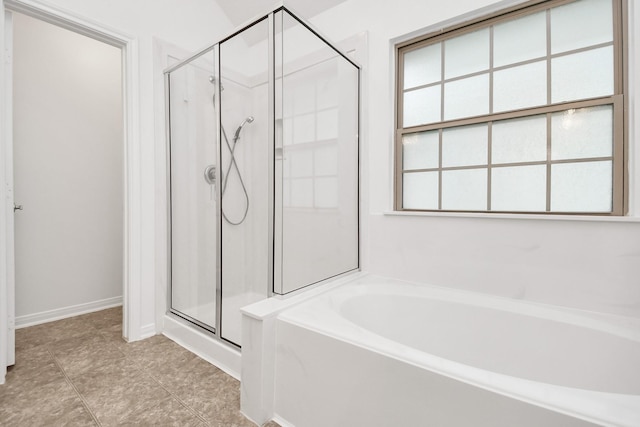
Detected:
[438,128,443,210]
[488,25,494,211]
[402,156,615,175]
[487,122,493,211]
[546,112,552,212]
[440,40,445,123]
[546,8,551,107]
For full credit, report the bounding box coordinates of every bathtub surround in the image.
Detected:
[242,273,640,426]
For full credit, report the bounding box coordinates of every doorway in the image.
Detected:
[12,11,124,330]
[1,1,140,382]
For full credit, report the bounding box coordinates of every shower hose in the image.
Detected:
[220,125,250,225]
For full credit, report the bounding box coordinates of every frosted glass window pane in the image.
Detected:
[493,61,547,112]
[492,115,547,164]
[403,172,438,210]
[492,165,547,211]
[315,177,338,208]
[442,124,488,167]
[551,0,613,54]
[317,108,338,140]
[314,144,338,176]
[551,105,613,160]
[551,161,612,212]
[444,28,490,79]
[403,85,441,127]
[494,11,547,67]
[491,116,547,164]
[402,131,439,170]
[404,44,441,89]
[444,74,489,120]
[442,169,487,211]
[289,149,313,177]
[291,178,313,207]
[293,113,315,144]
[551,46,613,103]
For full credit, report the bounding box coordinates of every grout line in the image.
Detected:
[47,349,102,427]
[144,370,211,426]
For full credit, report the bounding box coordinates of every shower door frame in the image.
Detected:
[164,44,222,336]
[164,14,277,348]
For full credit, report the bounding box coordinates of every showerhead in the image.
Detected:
[234,116,254,140]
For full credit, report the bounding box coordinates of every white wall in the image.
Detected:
[5,0,235,335]
[306,0,640,318]
[13,12,122,321]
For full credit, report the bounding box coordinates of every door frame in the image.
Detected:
[0,0,142,384]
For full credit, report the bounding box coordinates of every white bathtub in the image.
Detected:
[269,275,640,427]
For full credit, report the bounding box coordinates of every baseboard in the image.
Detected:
[15,296,123,329]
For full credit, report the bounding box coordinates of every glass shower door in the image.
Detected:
[168,49,218,330]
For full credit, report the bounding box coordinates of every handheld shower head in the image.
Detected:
[234,116,254,140]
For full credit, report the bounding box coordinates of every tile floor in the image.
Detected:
[0,307,280,426]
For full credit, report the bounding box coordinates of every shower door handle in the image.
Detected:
[14,203,23,212]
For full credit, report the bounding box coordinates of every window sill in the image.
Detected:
[382,210,640,223]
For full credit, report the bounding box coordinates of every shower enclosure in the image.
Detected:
[165,7,359,347]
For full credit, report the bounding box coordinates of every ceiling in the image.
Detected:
[215,0,347,27]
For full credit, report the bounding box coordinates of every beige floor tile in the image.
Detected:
[98,324,125,345]
[67,354,142,391]
[15,317,96,351]
[0,359,64,398]
[4,345,57,386]
[168,369,251,426]
[51,335,127,378]
[120,396,206,427]
[77,306,122,331]
[0,376,88,426]
[123,336,201,373]
[78,369,171,425]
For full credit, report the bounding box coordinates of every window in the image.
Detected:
[396,0,625,215]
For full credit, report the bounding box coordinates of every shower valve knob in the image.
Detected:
[204,165,217,185]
